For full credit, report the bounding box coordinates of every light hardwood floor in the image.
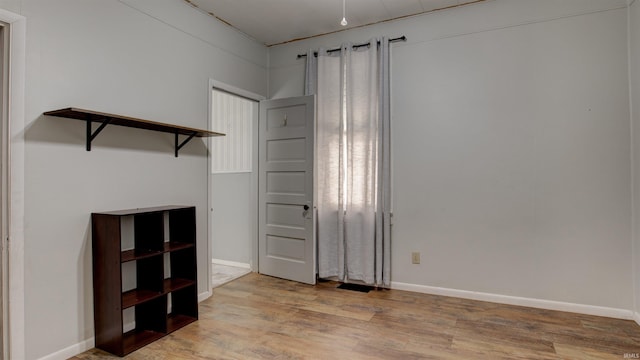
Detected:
[211,264,252,288]
[73,273,640,359]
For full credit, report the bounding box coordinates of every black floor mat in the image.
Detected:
[337,283,374,293]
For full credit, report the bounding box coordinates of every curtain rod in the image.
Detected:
[296,36,406,59]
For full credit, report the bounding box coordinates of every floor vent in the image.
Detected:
[337,283,374,293]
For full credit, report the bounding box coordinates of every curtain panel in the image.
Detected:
[305,37,392,287]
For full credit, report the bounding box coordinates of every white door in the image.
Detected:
[258,95,315,284]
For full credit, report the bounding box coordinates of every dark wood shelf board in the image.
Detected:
[122,289,163,309]
[166,314,197,334]
[121,249,162,262]
[122,279,194,309]
[44,107,224,137]
[122,329,165,355]
[44,107,224,156]
[164,242,194,253]
[121,243,193,263]
[163,278,195,293]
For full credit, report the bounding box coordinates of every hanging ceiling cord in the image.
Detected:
[341,0,348,26]
[296,36,407,59]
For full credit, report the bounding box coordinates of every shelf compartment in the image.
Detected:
[163,278,195,293]
[121,249,162,263]
[166,313,197,334]
[121,242,193,263]
[122,289,163,309]
[122,279,194,309]
[164,242,193,253]
[122,329,164,356]
[169,284,198,319]
[135,212,164,253]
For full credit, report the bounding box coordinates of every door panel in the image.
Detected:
[266,204,306,228]
[259,95,315,284]
[266,105,307,129]
[266,138,306,162]
[266,235,306,262]
[266,172,306,196]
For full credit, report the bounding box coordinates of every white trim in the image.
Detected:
[391,282,634,320]
[212,258,252,269]
[35,337,94,360]
[206,78,265,301]
[251,98,259,272]
[207,80,214,306]
[207,79,261,288]
[210,79,265,102]
[0,20,10,360]
[634,311,640,325]
[0,9,26,360]
[198,290,212,302]
[629,0,639,325]
[38,290,212,360]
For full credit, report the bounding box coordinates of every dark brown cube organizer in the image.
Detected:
[91,206,198,357]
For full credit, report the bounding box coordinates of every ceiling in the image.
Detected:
[184,0,484,46]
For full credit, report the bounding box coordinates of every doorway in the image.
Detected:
[207,81,263,293]
[207,87,316,287]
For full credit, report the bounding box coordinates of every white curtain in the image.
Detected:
[305,38,391,287]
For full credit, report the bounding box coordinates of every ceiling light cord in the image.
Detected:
[341,0,348,26]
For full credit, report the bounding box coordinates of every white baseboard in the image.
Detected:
[634,311,640,325]
[37,337,94,360]
[199,290,212,302]
[41,290,212,360]
[212,258,251,269]
[391,281,634,320]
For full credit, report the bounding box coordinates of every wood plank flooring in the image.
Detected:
[72,273,640,359]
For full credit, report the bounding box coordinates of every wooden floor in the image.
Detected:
[73,273,640,359]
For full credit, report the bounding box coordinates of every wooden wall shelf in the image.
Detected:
[44,107,225,157]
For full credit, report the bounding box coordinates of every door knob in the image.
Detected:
[303,205,309,211]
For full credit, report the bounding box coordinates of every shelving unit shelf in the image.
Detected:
[44,107,225,157]
[92,205,198,357]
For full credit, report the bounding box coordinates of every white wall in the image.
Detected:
[631,0,640,319]
[269,0,633,312]
[0,0,19,13]
[211,173,253,265]
[4,0,636,357]
[1,0,267,358]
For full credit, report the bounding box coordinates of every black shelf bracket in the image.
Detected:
[175,132,197,157]
[86,119,111,151]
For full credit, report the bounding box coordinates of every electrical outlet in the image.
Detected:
[411,252,420,264]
